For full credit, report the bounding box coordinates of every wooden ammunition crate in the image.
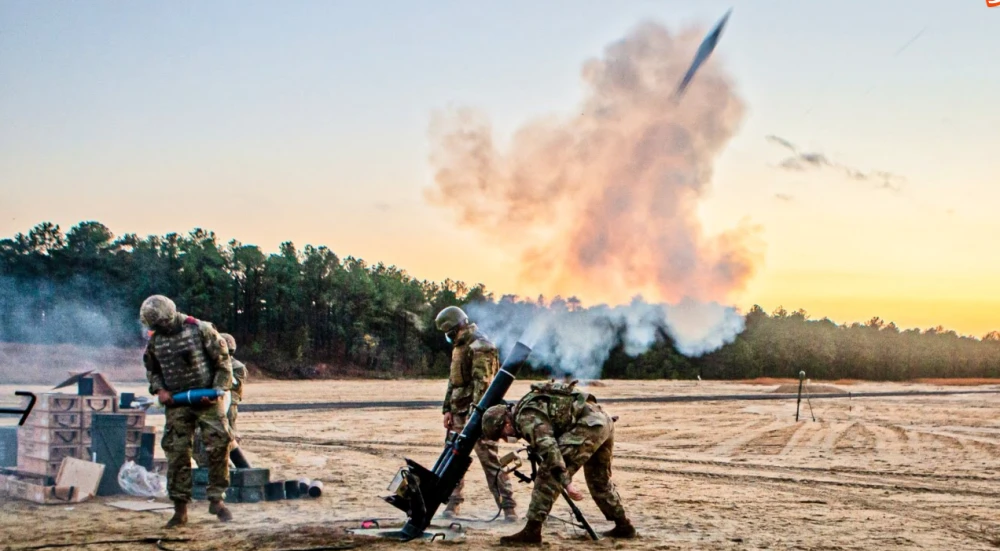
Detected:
[124,411,146,429]
[23,393,83,429]
[125,444,140,461]
[17,427,81,447]
[16,456,65,479]
[23,412,82,429]
[32,393,83,414]
[80,396,115,415]
[17,440,82,462]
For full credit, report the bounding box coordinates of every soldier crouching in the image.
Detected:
[141,294,235,527]
[481,380,637,545]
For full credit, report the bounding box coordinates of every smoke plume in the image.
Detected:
[426,21,761,376]
[0,276,146,383]
[466,296,744,380]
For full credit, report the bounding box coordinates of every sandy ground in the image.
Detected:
[4,378,1000,550]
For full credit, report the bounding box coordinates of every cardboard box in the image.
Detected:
[0,457,104,504]
[52,371,119,397]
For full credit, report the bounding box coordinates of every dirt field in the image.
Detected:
[4,378,1000,550]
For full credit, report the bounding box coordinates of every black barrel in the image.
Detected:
[264,481,285,501]
[284,479,301,499]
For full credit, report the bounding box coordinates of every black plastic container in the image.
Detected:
[284,479,300,499]
[119,392,135,409]
[264,481,285,501]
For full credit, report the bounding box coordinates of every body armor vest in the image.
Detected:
[152,319,214,393]
[448,326,493,386]
[513,380,598,434]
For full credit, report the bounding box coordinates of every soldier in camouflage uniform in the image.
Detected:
[141,295,235,527]
[481,380,637,544]
[219,333,247,431]
[436,306,518,521]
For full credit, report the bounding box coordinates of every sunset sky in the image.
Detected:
[1,0,998,337]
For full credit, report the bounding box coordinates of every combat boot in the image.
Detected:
[499,519,543,545]
[165,500,188,528]
[441,502,460,519]
[502,507,519,523]
[209,498,233,522]
[602,517,637,539]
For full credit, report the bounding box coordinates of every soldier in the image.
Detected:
[436,305,518,521]
[481,380,637,545]
[141,295,234,528]
[219,333,247,431]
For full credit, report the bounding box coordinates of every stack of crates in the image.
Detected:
[17,393,84,481]
[193,467,269,503]
[16,392,146,481]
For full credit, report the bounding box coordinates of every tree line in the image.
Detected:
[2,221,998,381]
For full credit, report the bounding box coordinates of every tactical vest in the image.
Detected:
[448,326,498,412]
[448,327,497,385]
[151,318,214,393]
[513,380,599,434]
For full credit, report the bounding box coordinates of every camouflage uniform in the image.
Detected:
[195,334,246,462]
[228,358,247,429]
[509,381,627,524]
[144,309,234,504]
[441,323,517,514]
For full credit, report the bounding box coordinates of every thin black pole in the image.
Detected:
[796,370,805,421]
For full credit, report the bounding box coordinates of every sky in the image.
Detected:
[1,0,998,337]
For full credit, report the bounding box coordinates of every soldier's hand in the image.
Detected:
[199,396,216,405]
[443,412,453,430]
[157,389,174,406]
[565,482,584,501]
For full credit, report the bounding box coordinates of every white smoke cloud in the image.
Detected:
[466,297,744,380]
[0,276,146,384]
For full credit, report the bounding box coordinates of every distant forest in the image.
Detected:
[2,221,999,381]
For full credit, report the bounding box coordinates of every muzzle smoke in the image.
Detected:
[467,297,744,380]
[426,21,762,376]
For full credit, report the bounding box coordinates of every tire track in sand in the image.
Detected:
[736,423,806,456]
[706,417,791,456]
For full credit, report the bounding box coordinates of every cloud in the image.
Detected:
[774,193,794,202]
[765,135,903,192]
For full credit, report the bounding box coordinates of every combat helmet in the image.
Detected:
[482,403,511,441]
[220,333,237,354]
[140,295,177,329]
[435,306,469,333]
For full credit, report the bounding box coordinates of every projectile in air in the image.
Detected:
[673,8,733,101]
